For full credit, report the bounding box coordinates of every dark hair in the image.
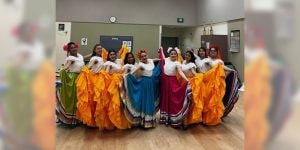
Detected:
[124,52,136,65]
[169,49,178,56]
[185,51,196,63]
[198,47,208,58]
[91,44,102,57]
[107,49,116,62]
[67,42,76,56]
[209,46,219,54]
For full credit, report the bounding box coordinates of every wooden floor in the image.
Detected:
[56,93,244,150]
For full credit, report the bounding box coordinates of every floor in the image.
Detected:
[56,93,244,150]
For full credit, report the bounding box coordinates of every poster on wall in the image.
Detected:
[100,36,133,52]
[58,24,65,31]
[230,30,240,52]
[81,38,88,46]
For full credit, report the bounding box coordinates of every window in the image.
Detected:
[230,30,240,52]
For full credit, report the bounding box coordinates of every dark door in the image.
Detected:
[161,37,179,56]
[100,36,133,52]
[201,35,228,62]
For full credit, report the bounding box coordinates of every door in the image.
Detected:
[100,36,133,53]
[161,37,179,56]
[201,35,228,62]
[56,22,72,70]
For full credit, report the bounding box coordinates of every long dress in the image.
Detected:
[202,63,226,125]
[76,56,104,127]
[159,55,191,127]
[181,61,205,125]
[206,58,241,118]
[122,59,160,128]
[56,54,84,126]
[94,59,131,130]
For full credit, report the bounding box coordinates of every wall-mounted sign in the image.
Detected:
[81,38,88,46]
[230,30,240,52]
[58,24,65,31]
[177,17,184,23]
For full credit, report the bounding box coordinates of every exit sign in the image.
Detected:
[177,17,184,23]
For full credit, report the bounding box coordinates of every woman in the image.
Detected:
[94,49,131,130]
[181,51,205,126]
[200,46,235,125]
[206,46,241,118]
[88,44,104,73]
[122,52,137,74]
[122,50,160,128]
[76,44,104,127]
[194,47,210,73]
[159,47,190,128]
[206,47,234,72]
[57,42,84,126]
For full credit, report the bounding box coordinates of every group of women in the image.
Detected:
[56,42,241,130]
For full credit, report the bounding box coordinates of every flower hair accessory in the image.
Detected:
[167,47,180,54]
[209,45,221,59]
[136,48,147,60]
[63,43,79,51]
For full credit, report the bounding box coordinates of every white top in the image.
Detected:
[164,57,181,76]
[103,59,122,73]
[122,63,138,74]
[205,57,224,71]
[139,59,155,77]
[207,57,224,67]
[181,60,196,77]
[89,56,104,73]
[64,53,85,73]
[195,57,210,73]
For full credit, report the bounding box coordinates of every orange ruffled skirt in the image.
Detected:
[93,70,131,130]
[183,64,226,126]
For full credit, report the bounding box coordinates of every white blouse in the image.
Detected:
[103,59,122,73]
[207,57,224,67]
[139,59,155,77]
[122,63,138,74]
[164,57,181,76]
[181,61,196,77]
[195,58,210,73]
[64,53,84,73]
[89,56,104,73]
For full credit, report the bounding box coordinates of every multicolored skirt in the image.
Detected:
[222,71,241,117]
[122,63,160,128]
[56,70,80,127]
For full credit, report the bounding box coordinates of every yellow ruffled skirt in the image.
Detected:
[76,66,97,127]
[94,70,131,130]
[202,64,226,125]
[184,74,205,125]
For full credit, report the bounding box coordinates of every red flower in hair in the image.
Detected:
[75,43,79,48]
[209,45,221,59]
[63,45,68,51]
[63,43,80,51]
[136,48,147,60]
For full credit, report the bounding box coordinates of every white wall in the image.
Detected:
[56,22,72,69]
[180,22,228,51]
[197,0,244,25]
[57,0,197,26]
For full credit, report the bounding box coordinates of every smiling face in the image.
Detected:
[184,52,192,63]
[198,48,206,58]
[169,50,178,61]
[127,53,135,64]
[69,44,78,56]
[94,45,102,56]
[108,51,116,61]
[209,48,218,59]
[140,52,148,63]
